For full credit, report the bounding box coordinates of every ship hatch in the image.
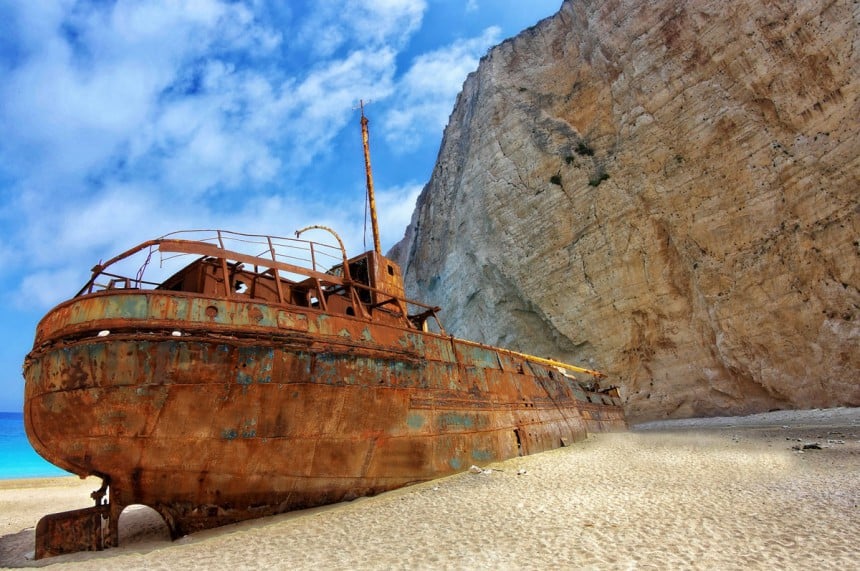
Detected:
[514,429,524,457]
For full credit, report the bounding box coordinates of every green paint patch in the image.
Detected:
[439,412,474,429]
[406,413,425,430]
[173,297,189,319]
[222,429,238,440]
[449,457,462,470]
[461,345,499,369]
[471,449,493,462]
[101,296,147,320]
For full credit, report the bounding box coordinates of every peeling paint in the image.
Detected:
[438,413,474,429]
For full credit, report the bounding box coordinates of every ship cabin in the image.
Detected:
[80,231,443,333]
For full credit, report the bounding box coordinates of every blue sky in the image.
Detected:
[0,0,561,411]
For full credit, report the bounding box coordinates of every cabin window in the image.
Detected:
[349,257,370,285]
[349,257,371,304]
[387,264,394,276]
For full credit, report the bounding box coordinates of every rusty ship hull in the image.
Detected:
[26,286,623,545]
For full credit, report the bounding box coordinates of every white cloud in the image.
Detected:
[54,184,162,251]
[285,48,397,168]
[0,0,506,312]
[18,268,88,309]
[382,26,501,149]
[375,183,423,251]
[16,181,180,276]
[296,0,426,57]
[0,0,404,291]
[0,0,283,200]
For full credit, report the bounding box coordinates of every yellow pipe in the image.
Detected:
[505,348,607,378]
[457,338,606,378]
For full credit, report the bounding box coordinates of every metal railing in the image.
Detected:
[74,229,447,334]
[78,229,345,296]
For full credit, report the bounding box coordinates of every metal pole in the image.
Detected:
[359,100,382,255]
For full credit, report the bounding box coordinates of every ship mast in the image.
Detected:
[359,100,382,255]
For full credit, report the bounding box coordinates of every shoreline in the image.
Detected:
[633,406,860,430]
[2,407,858,569]
[0,476,81,490]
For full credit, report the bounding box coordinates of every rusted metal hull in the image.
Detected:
[25,288,624,556]
[34,505,112,559]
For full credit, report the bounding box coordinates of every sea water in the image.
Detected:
[0,412,69,479]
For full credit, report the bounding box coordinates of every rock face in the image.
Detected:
[390,0,859,422]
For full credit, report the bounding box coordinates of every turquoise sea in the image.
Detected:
[0,412,70,479]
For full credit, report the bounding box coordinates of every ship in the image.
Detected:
[23,106,626,558]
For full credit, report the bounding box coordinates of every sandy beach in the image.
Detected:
[2,407,857,570]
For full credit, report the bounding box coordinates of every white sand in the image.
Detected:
[2,407,858,570]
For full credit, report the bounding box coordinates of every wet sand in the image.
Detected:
[2,407,858,570]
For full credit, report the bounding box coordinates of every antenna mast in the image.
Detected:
[359,100,382,255]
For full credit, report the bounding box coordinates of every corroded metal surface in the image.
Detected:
[34,505,112,559]
[24,230,625,558]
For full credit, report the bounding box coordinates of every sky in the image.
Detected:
[0,0,562,411]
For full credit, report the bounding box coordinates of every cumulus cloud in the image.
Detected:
[1,1,270,179]
[284,48,397,168]
[296,0,426,57]
[0,0,518,313]
[382,26,501,150]
[0,0,422,308]
[0,2,290,264]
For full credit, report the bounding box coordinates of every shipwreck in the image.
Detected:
[23,107,626,558]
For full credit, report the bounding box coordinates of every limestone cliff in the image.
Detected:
[390,0,859,421]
